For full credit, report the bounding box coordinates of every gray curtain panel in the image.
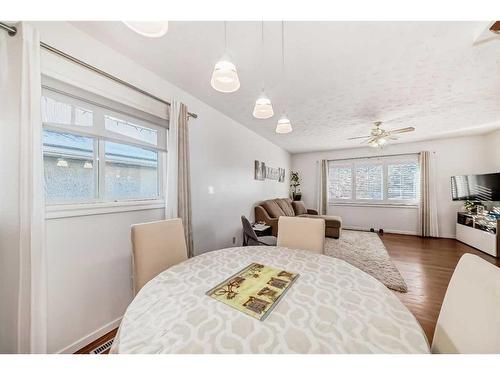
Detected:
[419,151,439,237]
[177,103,194,257]
[318,159,328,215]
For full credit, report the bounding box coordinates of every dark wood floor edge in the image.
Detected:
[74,328,118,354]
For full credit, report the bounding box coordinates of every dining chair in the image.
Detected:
[431,253,500,354]
[241,215,277,246]
[131,218,188,295]
[277,216,325,254]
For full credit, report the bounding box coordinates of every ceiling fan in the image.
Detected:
[348,121,415,148]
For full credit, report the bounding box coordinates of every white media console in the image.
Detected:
[456,212,499,258]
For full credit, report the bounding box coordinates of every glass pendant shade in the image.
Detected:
[83,161,93,169]
[253,95,274,119]
[275,115,293,134]
[210,59,240,93]
[369,137,386,148]
[123,22,169,38]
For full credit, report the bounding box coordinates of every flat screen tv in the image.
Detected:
[451,172,500,201]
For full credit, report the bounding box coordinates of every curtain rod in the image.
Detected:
[0,22,198,119]
[326,151,423,163]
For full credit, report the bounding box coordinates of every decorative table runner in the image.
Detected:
[206,263,299,320]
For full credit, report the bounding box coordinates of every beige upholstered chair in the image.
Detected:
[277,216,325,254]
[432,253,500,354]
[131,218,188,295]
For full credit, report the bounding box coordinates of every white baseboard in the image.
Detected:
[343,226,418,236]
[343,225,457,239]
[56,316,122,354]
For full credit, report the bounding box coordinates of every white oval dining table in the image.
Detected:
[111,246,430,354]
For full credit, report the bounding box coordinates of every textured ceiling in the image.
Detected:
[70,21,500,153]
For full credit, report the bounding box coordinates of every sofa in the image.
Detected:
[255,198,342,238]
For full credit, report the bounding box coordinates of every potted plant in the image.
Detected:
[290,171,302,201]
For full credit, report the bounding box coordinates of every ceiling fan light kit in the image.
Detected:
[348,121,415,148]
[123,21,169,38]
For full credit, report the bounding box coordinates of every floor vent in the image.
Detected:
[91,338,114,354]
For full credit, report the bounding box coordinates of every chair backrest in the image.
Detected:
[241,215,258,242]
[131,218,188,295]
[431,253,500,354]
[277,216,325,254]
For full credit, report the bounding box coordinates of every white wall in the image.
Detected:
[485,128,500,164]
[292,134,499,238]
[45,209,164,353]
[1,22,290,354]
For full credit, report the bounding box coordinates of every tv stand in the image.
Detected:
[456,212,499,258]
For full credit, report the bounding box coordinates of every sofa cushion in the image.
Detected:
[261,200,285,218]
[275,198,295,216]
[292,201,308,215]
[299,214,342,228]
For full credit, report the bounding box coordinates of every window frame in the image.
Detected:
[328,154,420,208]
[42,85,168,216]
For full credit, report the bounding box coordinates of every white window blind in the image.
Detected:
[329,165,352,200]
[387,163,419,200]
[328,154,420,206]
[355,164,383,200]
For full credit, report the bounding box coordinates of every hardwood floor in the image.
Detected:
[381,233,500,343]
[74,328,118,354]
[76,234,500,353]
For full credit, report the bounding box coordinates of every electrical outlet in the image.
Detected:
[232,237,236,244]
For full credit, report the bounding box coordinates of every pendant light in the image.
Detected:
[276,114,293,134]
[211,22,240,93]
[253,22,274,119]
[123,22,169,38]
[276,21,292,134]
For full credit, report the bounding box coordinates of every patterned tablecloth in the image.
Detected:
[111,246,429,354]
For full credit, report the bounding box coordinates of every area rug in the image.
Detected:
[324,230,408,293]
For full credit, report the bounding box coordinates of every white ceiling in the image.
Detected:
[71,21,500,154]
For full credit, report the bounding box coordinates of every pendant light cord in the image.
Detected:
[261,21,265,92]
[282,21,286,116]
[224,21,227,53]
[282,21,285,74]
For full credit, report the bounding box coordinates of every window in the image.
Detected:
[43,130,97,204]
[42,84,167,206]
[328,155,420,206]
[387,163,419,201]
[355,164,383,200]
[329,165,352,200]
[104,142,158,200]
[104,115,158,145]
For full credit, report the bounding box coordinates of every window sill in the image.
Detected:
[329,202,419,209]
[46,199,165,219]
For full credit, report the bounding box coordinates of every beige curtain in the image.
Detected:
[419,151,439,237]
[177,104,194,257]
[167,101,193,257]
[317,160,328,215]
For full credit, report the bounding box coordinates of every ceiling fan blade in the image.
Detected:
[388,136,399,140]
[347,135,372,140]
[387,127,415,135]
